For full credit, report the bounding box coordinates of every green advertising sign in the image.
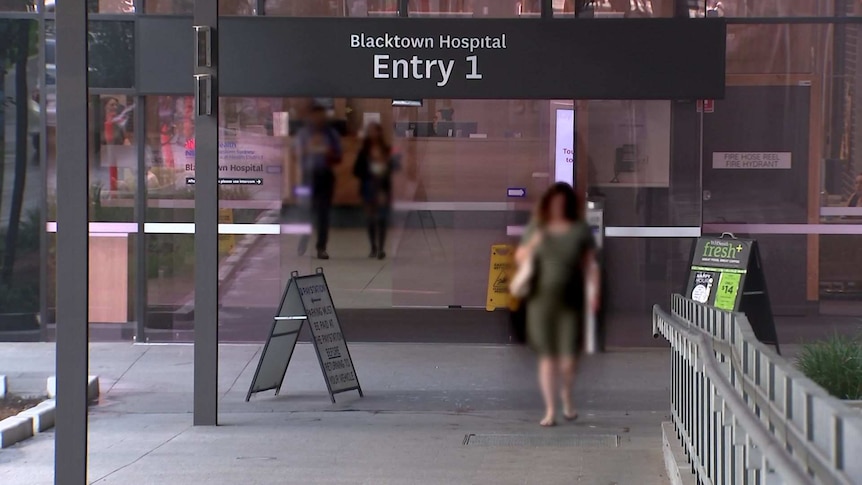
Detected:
[686,238,751,311]
[684,235,780,352]
[714,271,742,311]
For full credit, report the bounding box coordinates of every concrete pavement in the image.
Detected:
[0,342,672,484]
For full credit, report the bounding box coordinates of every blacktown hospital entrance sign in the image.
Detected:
[219,17,726,100]
[353,32,507,87]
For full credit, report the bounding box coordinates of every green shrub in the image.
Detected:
[797,334,862,400]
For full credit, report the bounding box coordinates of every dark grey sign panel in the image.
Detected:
[246,272,307,400]
[138,16,195,94]
[220,17,726,99]
[247,270,363,402]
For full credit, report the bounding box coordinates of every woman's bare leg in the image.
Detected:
[559,356,578,420]
[538,357,557,426]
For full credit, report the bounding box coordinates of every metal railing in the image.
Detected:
[652,295,862,485]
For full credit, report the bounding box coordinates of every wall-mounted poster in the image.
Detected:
[555,108,575,187]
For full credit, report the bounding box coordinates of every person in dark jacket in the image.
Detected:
[353,122,399,259]
[295,104,342,259]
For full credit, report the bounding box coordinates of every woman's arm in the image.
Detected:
[515,230,541,265]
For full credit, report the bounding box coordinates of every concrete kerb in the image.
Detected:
[662,421,695,485]
[0,416,32,448]
[0,376,99,449]
[18,399,56,433]
[47,375,100,402]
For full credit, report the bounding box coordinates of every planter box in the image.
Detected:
[47,376,100,403]
[0,416,33,448]
[18,400,55,433]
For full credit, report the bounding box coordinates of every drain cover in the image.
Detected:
[462,433,620,448]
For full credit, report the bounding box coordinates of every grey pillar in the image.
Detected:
[193,0,219,426]
[54,0,89,480]
[135,96,147,343]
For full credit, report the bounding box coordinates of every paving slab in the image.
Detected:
[0,342,671,484]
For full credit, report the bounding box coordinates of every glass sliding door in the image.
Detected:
[184,96,569,342]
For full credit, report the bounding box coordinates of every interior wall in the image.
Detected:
[587,100,671,188]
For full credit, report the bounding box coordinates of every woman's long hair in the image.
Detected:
[536,182,582,226]
[360,122,391,158]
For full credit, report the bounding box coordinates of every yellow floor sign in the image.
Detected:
[486,244,515,311]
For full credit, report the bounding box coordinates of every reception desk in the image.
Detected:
[325,137,549,205]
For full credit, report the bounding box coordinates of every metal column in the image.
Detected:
[134,96,147,343]
[193,0,219,426]
[54,0,89,479]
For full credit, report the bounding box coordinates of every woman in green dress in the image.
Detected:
[515,183,599,427]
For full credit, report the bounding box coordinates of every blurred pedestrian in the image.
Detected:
[353,122,399,260]
[514,182,599,427]
[295,104,342,259]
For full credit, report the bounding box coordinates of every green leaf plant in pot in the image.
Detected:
[797,334,862,401]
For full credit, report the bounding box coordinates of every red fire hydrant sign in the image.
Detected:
[697,100,715,113]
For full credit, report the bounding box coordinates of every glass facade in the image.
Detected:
[1,3,861,346]
[0,18,41,336]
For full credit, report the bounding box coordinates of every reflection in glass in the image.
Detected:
[143,96,196,337]
[553,0,670,18]
[714,0,843,17]
[409,0,528,17]
[45,91,140,327]
[0,19,42,335]
[42,20,135,90]
[263,0,398,16]
[145,0,193,14]
[0,0,36,12]
[88,94,138,325]
[42,0,135,14]
[88,21,136,89]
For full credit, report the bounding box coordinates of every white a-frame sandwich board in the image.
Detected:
[246,269,363,403]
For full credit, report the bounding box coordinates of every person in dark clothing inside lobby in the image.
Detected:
[353,122,400,259]
[295,104,342,259]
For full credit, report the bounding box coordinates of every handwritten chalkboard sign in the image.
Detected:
[685,234,780,353]
[247,269,363,402]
